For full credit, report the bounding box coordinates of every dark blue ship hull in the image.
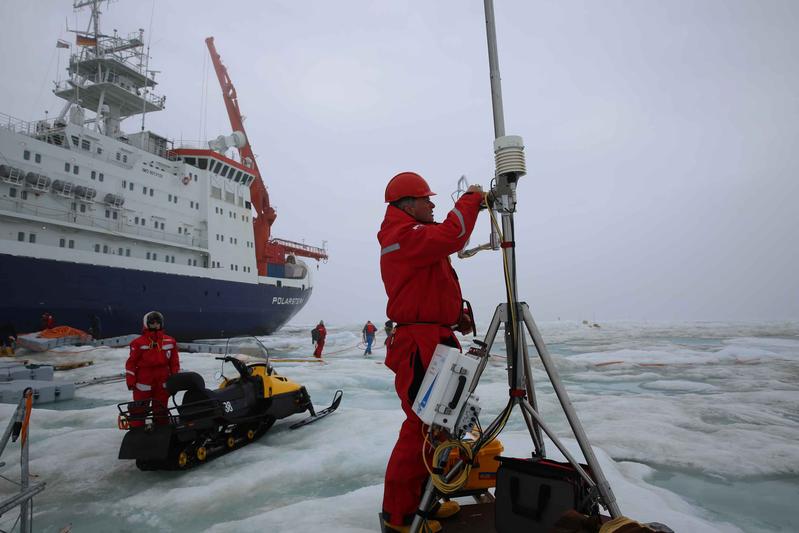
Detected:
[0,254,311,340]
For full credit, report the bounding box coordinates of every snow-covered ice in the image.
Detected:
[1,320,797,532]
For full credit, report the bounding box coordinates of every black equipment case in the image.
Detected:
[494,456,597,532]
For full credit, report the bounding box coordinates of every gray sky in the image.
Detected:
[2,0,797,324]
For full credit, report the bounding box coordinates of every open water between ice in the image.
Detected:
[1,320,797,532]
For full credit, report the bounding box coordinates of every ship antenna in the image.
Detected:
[140,0,156,132]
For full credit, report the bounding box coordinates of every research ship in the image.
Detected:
[0,1,327,340]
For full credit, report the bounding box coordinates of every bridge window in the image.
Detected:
[69,240,75,249]
[35,153,41,163]
[81,139,90,151]
[17,232,24,242]
[23,150,30,160]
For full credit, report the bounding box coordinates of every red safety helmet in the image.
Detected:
[384,172,436,203]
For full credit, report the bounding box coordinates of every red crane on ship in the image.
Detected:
[205,37,328,274]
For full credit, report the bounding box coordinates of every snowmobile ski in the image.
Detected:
[289,389,343,429]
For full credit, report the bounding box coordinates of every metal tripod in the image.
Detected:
[408,1,621,531]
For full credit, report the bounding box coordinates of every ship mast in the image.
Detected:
[56,0,163,137]
[205,37,277,276]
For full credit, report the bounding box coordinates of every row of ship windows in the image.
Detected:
[181,157,254,186]
[209,261,252,273]
[9,188,195,236]
[93,244,201,267]
[8,188,28,200]
[214,234,253,247]
[119,180,201,210]
[23,147,197,208]
[16,151,198,212]
[213,206,250,222]
[69,136,130,162]
[63,162,105,181]
[17,231,254,273]
[63,197,191,234]
[22,151,42,164]
[25,144,126,169]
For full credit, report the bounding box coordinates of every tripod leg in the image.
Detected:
[519,338,545,456]
[517,399,596,487]
[521,304,622,517]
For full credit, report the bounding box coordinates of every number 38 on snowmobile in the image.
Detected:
[117,347,342,470]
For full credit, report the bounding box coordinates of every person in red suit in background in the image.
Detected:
[378,171,484,532]
[312,320,327,358]
[126,311,180,426]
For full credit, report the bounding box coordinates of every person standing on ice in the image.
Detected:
[377,171,484,532]
[312,320,327,358]
[362,320,377,356]
[126,311,180,426]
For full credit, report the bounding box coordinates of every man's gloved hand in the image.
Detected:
[480,190,497,210]
[455,309,474,335]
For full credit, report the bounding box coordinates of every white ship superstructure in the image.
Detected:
[0,0,324,339]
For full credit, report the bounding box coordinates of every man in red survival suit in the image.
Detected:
[126,311,180,426]
[378,171,484,532]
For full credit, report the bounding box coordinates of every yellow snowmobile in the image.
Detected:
[117,338,342,470]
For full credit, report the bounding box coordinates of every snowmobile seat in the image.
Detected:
[166,372,216,419]
[166,371,206,396]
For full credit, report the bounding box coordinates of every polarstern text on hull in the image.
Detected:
[272,297,305,305]
[0,0,328,340]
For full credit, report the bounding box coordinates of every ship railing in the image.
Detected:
[0,389,45,533]
[54,77,165,109]
[0,112,37,137]
[0,111,69,144]
[0,196,208,249]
